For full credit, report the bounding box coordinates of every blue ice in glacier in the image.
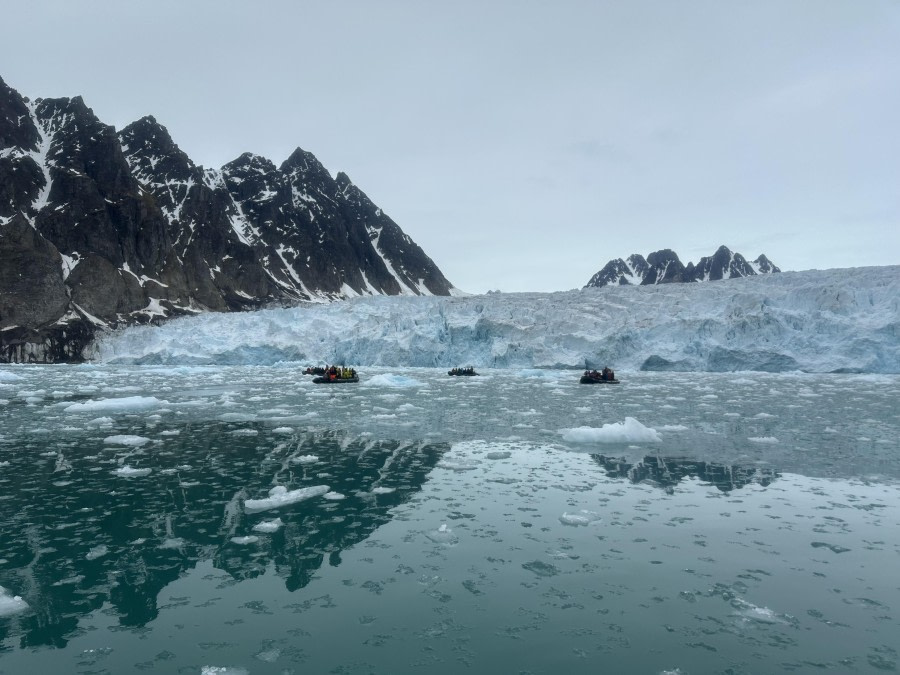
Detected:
[89,266,900,373]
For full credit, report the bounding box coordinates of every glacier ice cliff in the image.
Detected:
[90,266,900,373]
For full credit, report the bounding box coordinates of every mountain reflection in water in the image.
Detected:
[0,427,447,648]
[593,454,779,492]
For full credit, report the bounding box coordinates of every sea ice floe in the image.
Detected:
[65,396,167,413]
[244,485,330,512]
[114,465,152,477]
[559,510,603,526]
[220,413,256,422]
[372,486,395,494]
[252,518,284,533]
[230,428,258,436]
[86,545,108,560]
[323,491,345,500]
[201,667,249,675]
[0,371,24,382]
[230,536,259,545]
[559,417,661,444]
[0,585,29,617]
[271,426,294,434]
[103,435,151,446]
[437,457,479,471]
[290,454,318,464]
[485,450,512,459]
[363,374,423,388]
[747,436,779,443]
[86,416,115,426]
[426,523,458,545]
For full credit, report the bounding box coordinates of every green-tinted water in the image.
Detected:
[1,366,898,673]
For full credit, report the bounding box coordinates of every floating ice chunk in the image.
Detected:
[230,536,259,545]
[220,413,256,422]
[230,428,258,436]
[291,454,318,464]
[559,510,603,526]
[255,647,282,663]
[323,491,345,500]
[271,426,294,434]
[65,396,167,413]
[159,430,180,436]
[754,412,776,419]
[362,374,423,388]
[657,424,688,431]
[426,523,458,545]
[244,484,329,512]
[159,538,185,549]
[201,668,249,675]
[0,585,29,617]
[86,416,115,427]
[560,417,661,443]
[731,598,785,624]
[86,545,108,560]
[486,450,512,459]
[0,371,24,382]
[103,435,151,446]
[515,369,554,379]
[252,518,284,533]
[748,436,779,443]
[438,457,479,471]
[372,486,395,494]
[114,465,152,477]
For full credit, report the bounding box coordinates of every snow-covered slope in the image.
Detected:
[90,266,900,373]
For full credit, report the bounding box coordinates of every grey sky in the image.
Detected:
[2,0,898,293]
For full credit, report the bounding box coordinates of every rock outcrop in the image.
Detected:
[0,76,455,362]
[585,245,780,288]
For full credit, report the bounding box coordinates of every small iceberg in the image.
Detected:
[0,586,29,617]
[559,417,661,444]
[230,536,260,545]
[559,510,603,526]
[362,374,423,388]
[252,518,284,533]
[114,465,152,477]
[244,485,329,513]
[103,434,151,446]
[64,396,167,413]
[425,523,458,545]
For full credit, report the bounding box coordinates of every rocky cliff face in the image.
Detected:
[0,76,455,362]
[585,245,780,288]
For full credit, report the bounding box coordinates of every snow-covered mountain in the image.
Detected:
[92,266,900,374]
[0,76,455,362]
[585,246,780,288]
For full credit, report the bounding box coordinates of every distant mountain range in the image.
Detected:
[584,246,780,288]
[0,76,455,362]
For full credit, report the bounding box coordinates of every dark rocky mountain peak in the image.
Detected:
[585,245,780,288]
[0,77,455,362]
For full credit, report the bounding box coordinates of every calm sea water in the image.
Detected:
[1,366,898,674]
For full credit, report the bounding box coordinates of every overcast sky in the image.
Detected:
[2,0,898,293]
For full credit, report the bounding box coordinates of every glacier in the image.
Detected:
[89,266,900,373]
